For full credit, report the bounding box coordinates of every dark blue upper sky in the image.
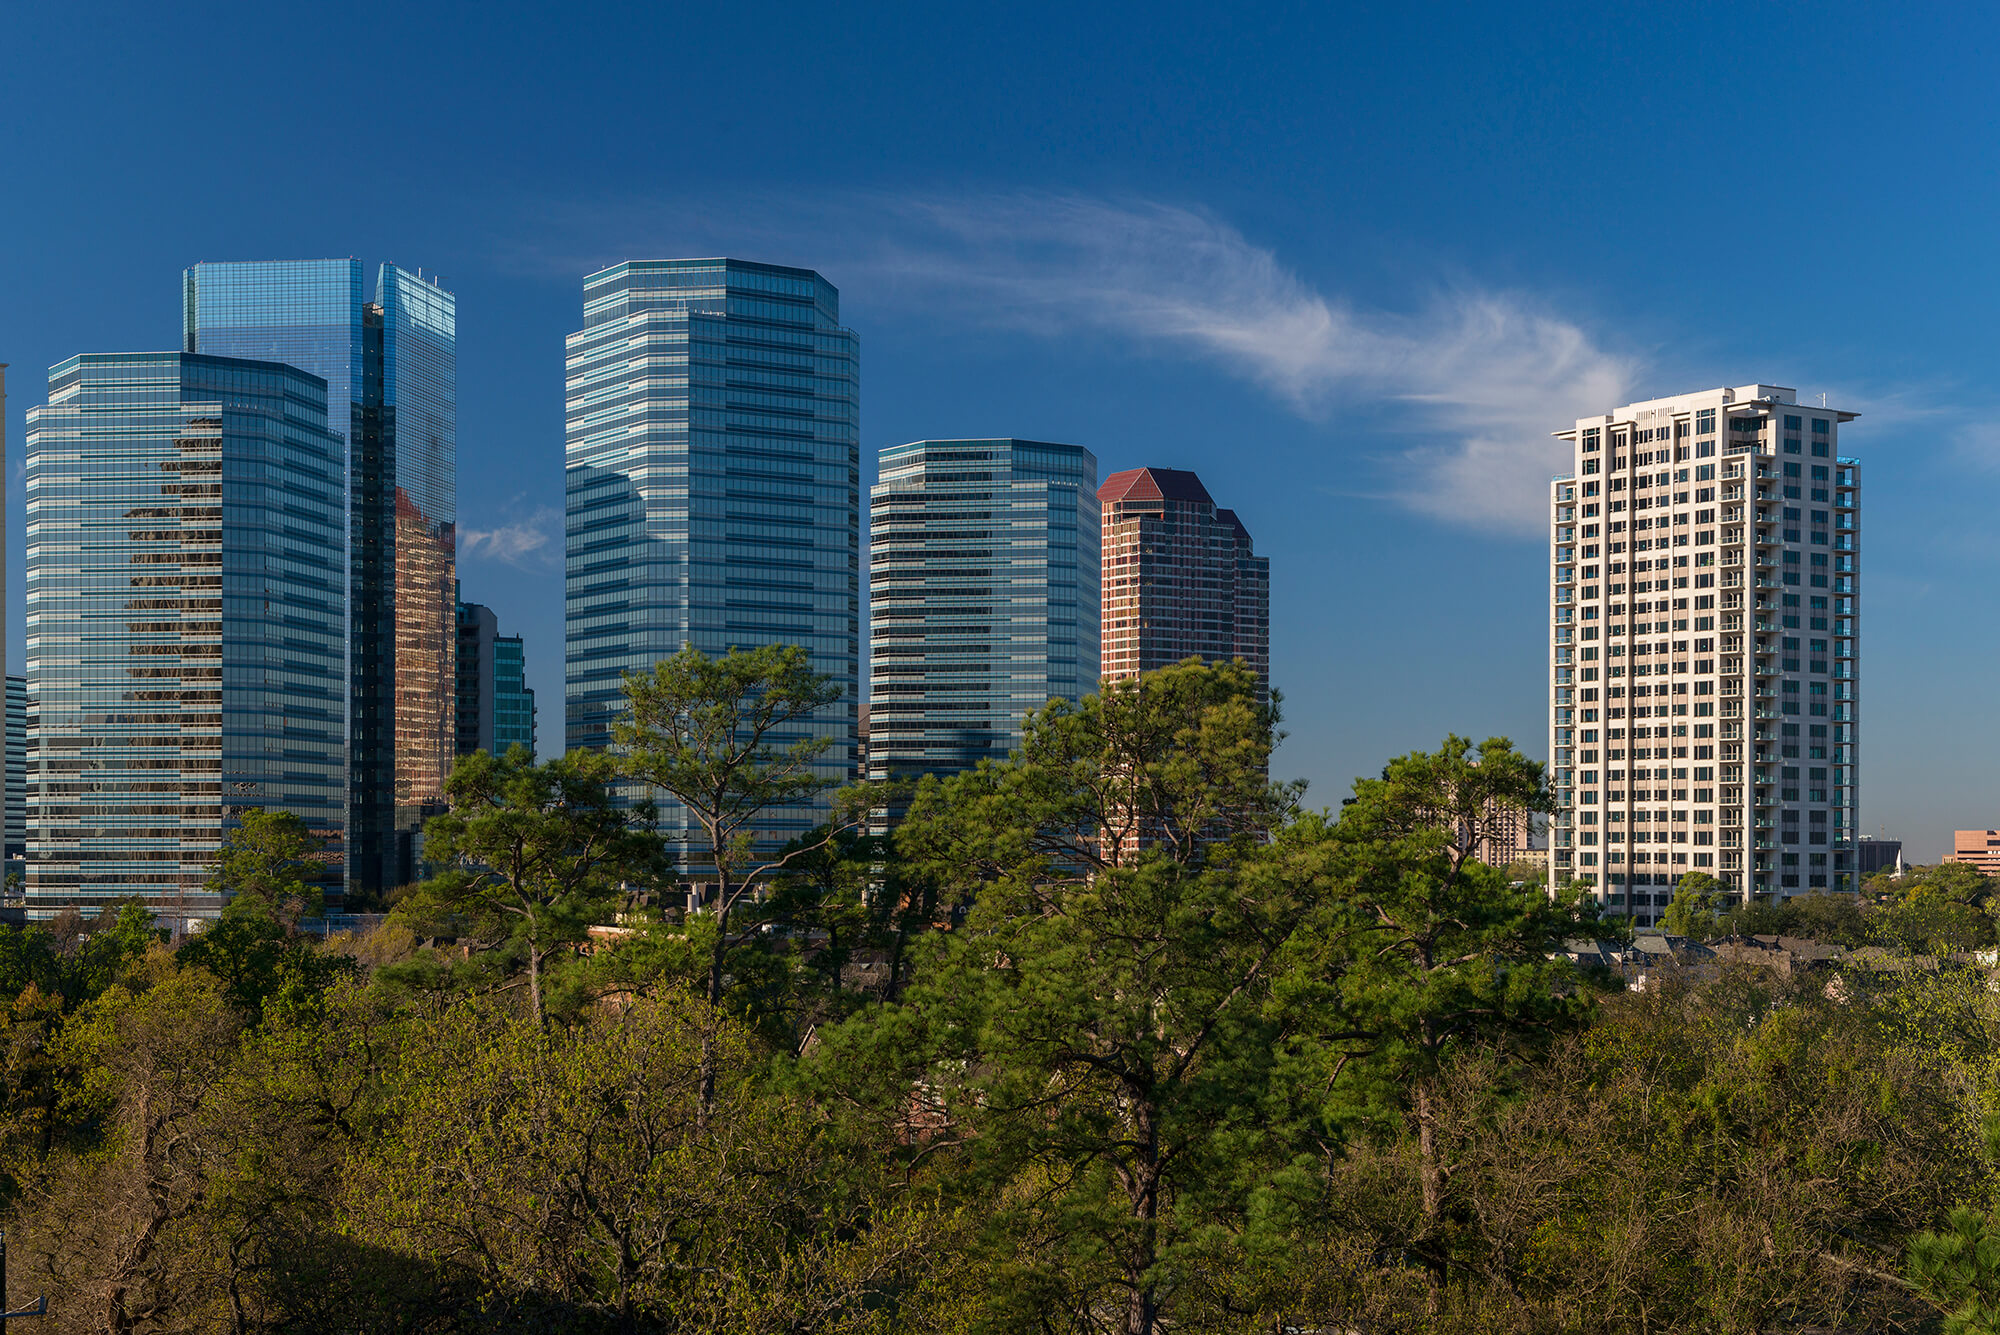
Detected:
[4,0,1993,856]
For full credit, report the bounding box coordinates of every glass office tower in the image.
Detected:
[868,439,1099,793]
[566,259,859,867]
[492,636,535,758]
[23,353,346,922]
[185,259,456,895]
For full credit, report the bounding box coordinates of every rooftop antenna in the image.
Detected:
[1820,393,1827,407]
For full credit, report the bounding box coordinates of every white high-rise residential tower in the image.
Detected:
[1548,386,1861,926]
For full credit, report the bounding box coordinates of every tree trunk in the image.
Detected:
[698,871,734,1124]
[1416,1077,1446,1313]
[1124,1284,1159,1335]
[884,912,910,1004]
[527,936,544,1028]
[706,875,731,1008]
[1121,1098,1162,1335]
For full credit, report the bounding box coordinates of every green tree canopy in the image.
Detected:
[895,656,1295,890]
[614,645,862,995]
[615,645,871,1112]
[807,659,1304,1335]
[1276,735,1596,1304]
[403,746,658,1026]
[208,809,324,930]
[1660,869,1730,940]
[1908,859,1997,905]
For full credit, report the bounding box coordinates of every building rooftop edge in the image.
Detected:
[583,257,834,285]
[41,350,331,392]
[1559,384,1862,425]
[882,437,1095,454]
[1098,466,1216,506]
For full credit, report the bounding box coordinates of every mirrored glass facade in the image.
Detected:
[492,635,535,759]
[185,259,456,894]
[868,439,1099,797]
[566,259,859,867]
[24,353,346,922]
[380,269,458,836]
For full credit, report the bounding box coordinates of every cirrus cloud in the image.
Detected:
[852,195,1640,534]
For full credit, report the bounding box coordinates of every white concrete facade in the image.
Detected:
[1548,385,1861,924]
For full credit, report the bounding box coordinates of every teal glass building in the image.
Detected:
[23,353,347,922]
[492,636,535,758]
[184,259,456,896]
[455,586,536,761]
[868,440,1100,789]
[565,260,860,868]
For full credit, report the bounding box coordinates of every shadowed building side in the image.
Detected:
[867,439,1099,826]
[456,585,537,761]
[564,259,859,871]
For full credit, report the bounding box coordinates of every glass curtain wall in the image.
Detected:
[868,439,1100,801]
[565,259,859,869]
[24,353,345,922]
[185,259,456,895]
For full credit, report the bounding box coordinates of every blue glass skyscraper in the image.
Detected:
[23,353,347,922]
[868,440,1100,789]
[565,260,859,865]
[185,259,456,896]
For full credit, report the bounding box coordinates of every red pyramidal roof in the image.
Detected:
[1097,466,1214,507]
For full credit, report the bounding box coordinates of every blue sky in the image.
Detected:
[2,1,1993,858]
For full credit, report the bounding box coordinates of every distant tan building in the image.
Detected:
[1097,467,1271,867]
[1469,797,1535,868]
[1948,830,2000,876]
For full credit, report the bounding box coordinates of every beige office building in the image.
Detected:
[1948,831,2000,876]
[1471,796,1534,868]
[1548,386,1862,925]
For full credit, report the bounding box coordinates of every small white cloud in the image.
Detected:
[460,507,559,567]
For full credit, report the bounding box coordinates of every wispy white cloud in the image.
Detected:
[460,506,560,567]
[846,197,1641,534]
[498,191,1643,533]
